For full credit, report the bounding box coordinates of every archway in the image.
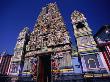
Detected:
[39,55,51,82]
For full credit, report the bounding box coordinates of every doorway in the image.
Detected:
[39,55,51,82]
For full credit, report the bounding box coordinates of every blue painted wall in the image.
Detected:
[72,56,82,73]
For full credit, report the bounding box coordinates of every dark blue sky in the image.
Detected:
[0,0,110,54]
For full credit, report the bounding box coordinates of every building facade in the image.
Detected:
[0,52,12,75]
[94,25,110,73]
[71,11,105,73]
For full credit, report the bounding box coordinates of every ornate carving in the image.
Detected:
[71,11,103,72]
[9,27,30,75]
[24,3,72,81]
[26,3,71,56]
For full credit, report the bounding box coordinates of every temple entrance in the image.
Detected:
[39,55,51,82]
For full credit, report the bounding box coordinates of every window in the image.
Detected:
[76,22,85,29]
[88,58,96,68]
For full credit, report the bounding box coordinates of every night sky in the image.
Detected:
[0,0,110,54]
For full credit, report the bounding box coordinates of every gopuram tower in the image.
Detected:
[25,3,72,82]
[71,11,105,73]
[8,27,30,76]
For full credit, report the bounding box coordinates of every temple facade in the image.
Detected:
[4,2,110,82]
[71,11,106,73]
[24,3,72,82]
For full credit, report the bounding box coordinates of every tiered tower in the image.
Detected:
[71,11,103,72]
[25,3,72,82]
[9,27,30,76]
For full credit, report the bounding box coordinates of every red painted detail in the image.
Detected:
[102,51,110,70]
[39,58,44,82]
[105,46,110,57]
